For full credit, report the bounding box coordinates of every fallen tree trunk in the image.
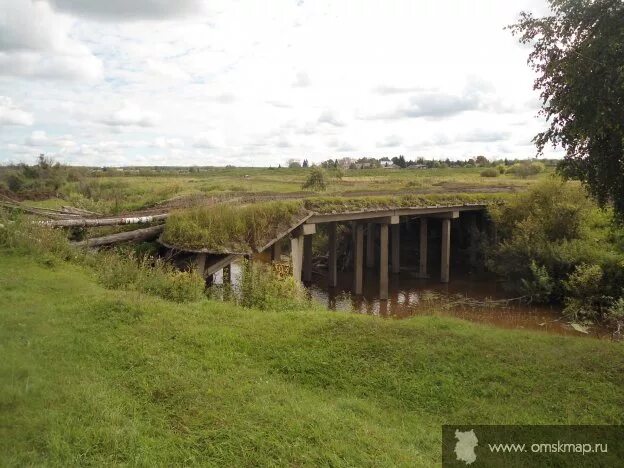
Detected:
[44,213,169,227]
[73,224,165,247]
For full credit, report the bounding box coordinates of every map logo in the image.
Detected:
[454,429,478,465]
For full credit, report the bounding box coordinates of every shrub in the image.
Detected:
[497,165,506,174]
[0,213,76,261]
[302,168,327,191]
[236,259,309,311]
[506,161,545,178]
[488,178,624,324]
[480,168,498,178]
[563,264,612,321]
[96,251,205,303]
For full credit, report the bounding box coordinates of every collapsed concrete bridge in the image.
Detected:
[188,203,488,300]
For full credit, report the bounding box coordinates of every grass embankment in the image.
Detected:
[1,253,623,466]
[162,201,309,252]
[162,193,506,251]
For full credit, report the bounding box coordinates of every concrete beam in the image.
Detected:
[429,210,460,219]
[303,234,313,282]
[353,223,364,295]
[419,218,428,277]
[391,223,400,274]
[302,223,316,235]
[328,222,337,287]
[366,223,375,268]
[379,223,389,300]
[373,215,400,225]
[441,218,451,283]
[306,205,485,224]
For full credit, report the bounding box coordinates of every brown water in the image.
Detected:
[213,259,611,339]
[304,267,612,339]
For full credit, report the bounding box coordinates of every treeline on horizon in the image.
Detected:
[0,153,558,172]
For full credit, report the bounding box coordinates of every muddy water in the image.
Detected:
[213,258,610,339]
[304,268,612,339]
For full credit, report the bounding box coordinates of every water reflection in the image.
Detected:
[211,258,610,339]
[306,268,610,339]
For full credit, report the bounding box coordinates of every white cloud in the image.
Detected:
[0,97,34,126]
[102,104,159,127]
[47,0,204,21]
[0,0,102,81]
[0,0,558,165]
[318,111,344,127]
[25,130,48,146]
[377,135,402,148]
[293,71,311,88]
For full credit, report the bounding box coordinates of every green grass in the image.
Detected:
[162,200,308,252]
[1,252,623,466]
[47,165,552,214]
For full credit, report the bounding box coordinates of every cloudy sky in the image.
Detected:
[0,0,559,166]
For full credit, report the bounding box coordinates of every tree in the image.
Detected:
[475,155,489,166]
[302,159,309,168]
[301,167,327,191]
[391,155,407,168]
[510,0,624,218]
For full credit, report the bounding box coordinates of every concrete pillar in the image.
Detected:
[223,264,231,284]
[353,223,364,295]
[328,222,337,287]
[271,241,282,262]
[303,234,313,282]
[419,218,428,277]
[379,223,389,300]
[366,223,375,268]
[196,253,207,277]
[290,234,304,282]
[441,218,451,283]
[468,214,478,269]
[391,223,400,274]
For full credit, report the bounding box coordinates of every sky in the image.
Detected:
[0,0,559,167]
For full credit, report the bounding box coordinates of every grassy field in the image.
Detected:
[21,165,553,214]
[1,252,622,466]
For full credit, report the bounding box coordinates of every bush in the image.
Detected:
[488,179,624,324]
[302,168,327,191]
[506,161,545,178]
[235,259,309,311]
[562,264,612,321]
[0,213,76,261]
[480,168,498,178]
[95,252,205,303]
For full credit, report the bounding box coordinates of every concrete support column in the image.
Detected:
[353,223,364,295]
[290,234,304,283]
[366,223,375,268]
[328,222,337,287]
[419,218,428,278]
[271,241,282,262]
[196,253,207,277]
[379,223,389,300]
[303,234,313,282]
[391,223,400,274]
[441,218,451,283]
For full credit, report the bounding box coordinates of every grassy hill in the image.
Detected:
[1,252,623,466]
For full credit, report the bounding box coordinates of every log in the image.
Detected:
[44,213,169,227]
[73,224,165,247]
